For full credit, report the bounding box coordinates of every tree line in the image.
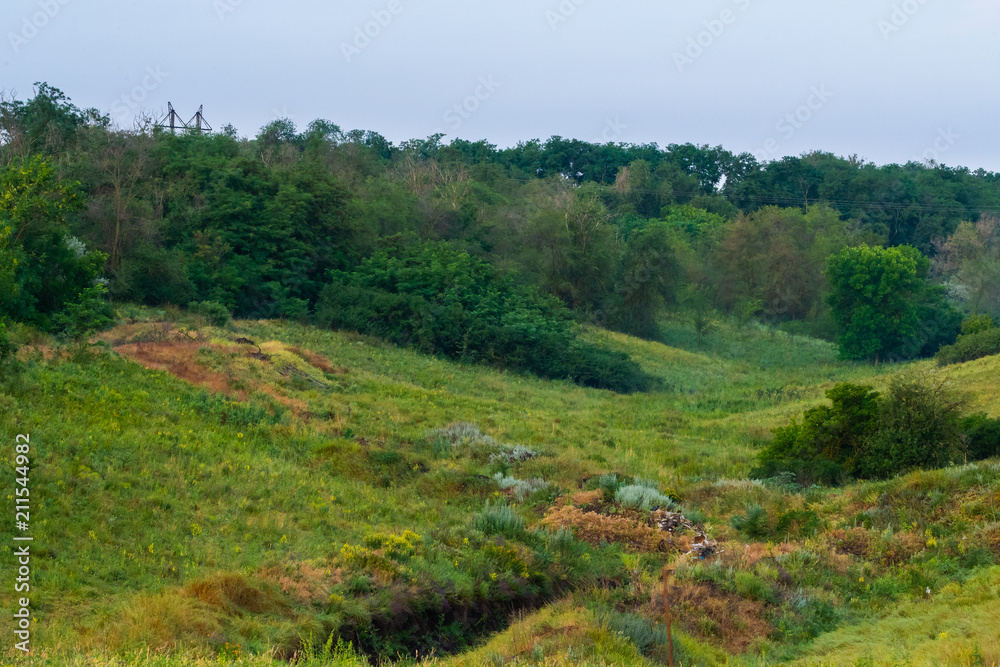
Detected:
[2,83,999,386]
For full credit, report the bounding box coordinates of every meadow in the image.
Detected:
[1,309,998,667]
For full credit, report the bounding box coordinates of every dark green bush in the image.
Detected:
[0,322,16,376]
[751,383,880,485]
[730,504,772,540]
[315,242,652,393]
[853,375,965,479]
[190,300,232,327]
[936,327,1000,366]
[961,413,1000,461]
[51,285,114,340]
[756,375,968,483]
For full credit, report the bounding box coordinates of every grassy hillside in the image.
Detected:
[1,311,999,666]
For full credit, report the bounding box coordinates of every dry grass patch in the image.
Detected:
[258,562,340,607]
[287,345,347,375]
[542,506,685,553]
[183,573,289,616]
[115,342,242,398]
[654,581,772,654]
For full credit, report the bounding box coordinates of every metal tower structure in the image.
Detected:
[155,103,213,134]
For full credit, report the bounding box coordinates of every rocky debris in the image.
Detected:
[650,509,692,533]
[648,509,722,560]
[687,535,721,560]
[232,337,272,361]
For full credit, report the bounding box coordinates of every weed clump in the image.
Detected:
[475,502,526,538]
[427,422,539,463]
[615,479,677,511]
[493,473,552,502]
[190,300,232,327]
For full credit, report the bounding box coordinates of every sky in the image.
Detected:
[4,0,1000,170]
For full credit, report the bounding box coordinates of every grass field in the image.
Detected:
[1,309,998,666]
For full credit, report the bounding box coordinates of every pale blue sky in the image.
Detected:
[4,0,999,169]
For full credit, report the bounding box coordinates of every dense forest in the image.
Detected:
[3,83,1000,389]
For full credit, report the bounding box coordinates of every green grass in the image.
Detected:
[2,309,1000,665]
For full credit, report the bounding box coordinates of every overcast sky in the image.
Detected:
[4,0,999,170]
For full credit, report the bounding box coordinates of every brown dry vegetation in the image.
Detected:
[287,345,346,375]
[115,342,243,398]
[183,573,289,616]
[654,581,773,654]
[258,562,340,607]
[542,505,689,553]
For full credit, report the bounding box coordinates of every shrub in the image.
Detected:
[489,445,539,465]
[598,473,621,502]
[854,374,965,479]
[936,327,1000,366]
[493,473,551,502]
[51,285,114,340]
[734,571,772,602]
[0,322,15,365]
[730,504,771,540]
[615,483,675,511]
[594,607,670,658]
[961,414,1000,461]
[962,314,996,337]
[752,383,880,485]
[190,300,232,327]
[474,502,525,539]
[756,375,970,482]
[315,242,652,393]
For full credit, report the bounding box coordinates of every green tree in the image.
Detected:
[0,156,108,330]
[933,217,1000,318]
[826,244,929,362]
[610,222,683,338]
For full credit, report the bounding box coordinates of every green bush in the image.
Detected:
[936,327,1000,366]
[853,375,965,479]
[755,375,969,482]
[730,504,772,540]
[598,473,621,502]
[594,607,670,658]
[315,241,652,393]
[751,383,880,485]
[614,483,675,511]
[190,300,232,327]
[961,413,1000,461]
[51,285,114,340]
[0,322,14,364]
[734,571,772,602]
[962,314,996,337]
[474,502,525,539]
